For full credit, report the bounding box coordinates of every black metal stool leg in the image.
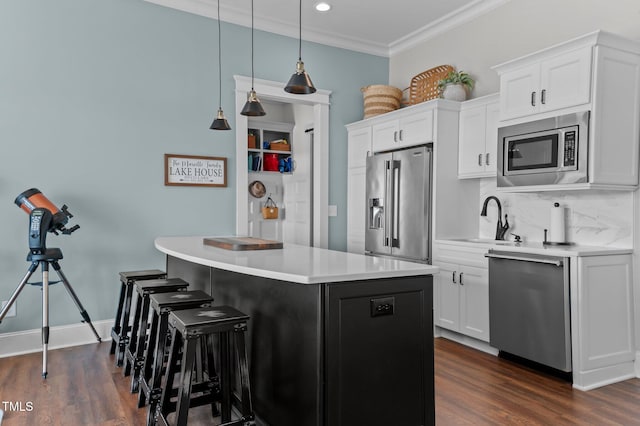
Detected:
[124,293,143,377]
[131,296,151,392]
[234,324,253,418]
[138,309,159,408]
[159,326,181,423]
[115,281,135,367]
[110,281,127,354]
[220,331,232,423]
[175,336,198,426]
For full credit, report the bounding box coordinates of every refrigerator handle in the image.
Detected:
[391,160,400,248]
[384,160,391,247]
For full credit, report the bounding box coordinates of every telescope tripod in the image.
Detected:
[0,248,101,378]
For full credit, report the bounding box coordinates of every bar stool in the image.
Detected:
[110,269,166,367]
[138,290,215,419]
[156,306,255,426]
[123,278,189,391]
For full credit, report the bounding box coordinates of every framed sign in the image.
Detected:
[164,154,227,187]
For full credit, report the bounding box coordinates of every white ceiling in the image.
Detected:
[144,0,510,57]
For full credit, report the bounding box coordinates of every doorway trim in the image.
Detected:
[234,75,331,248]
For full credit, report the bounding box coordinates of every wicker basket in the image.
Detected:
[361,85,403,119]
[407,65,455,105]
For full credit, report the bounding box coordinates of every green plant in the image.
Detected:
[437,70,475,92]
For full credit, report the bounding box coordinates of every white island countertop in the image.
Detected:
[155,236,439,284]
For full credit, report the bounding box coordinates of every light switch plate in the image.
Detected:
[328,205,338,217]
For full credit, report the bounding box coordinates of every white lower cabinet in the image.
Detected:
[433,243,489,342]
[572,254,635,390]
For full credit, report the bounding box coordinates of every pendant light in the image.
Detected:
[241,0,266,116]
[284,0,316,94]
[210,0,231,130]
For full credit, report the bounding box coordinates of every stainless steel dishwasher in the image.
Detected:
[486,250,571,372]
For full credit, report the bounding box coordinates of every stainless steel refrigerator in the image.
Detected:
[365,145,432,263]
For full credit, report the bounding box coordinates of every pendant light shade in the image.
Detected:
[210,107,231,130]
[210,0,231,130]
[241,0,266,117]
[241,90,266,116]
[284,0,316,94]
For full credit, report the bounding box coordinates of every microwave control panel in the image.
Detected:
[563,131,576,167]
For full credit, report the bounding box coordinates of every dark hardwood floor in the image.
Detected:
[0,338,639,425]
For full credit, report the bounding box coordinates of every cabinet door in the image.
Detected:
[484,101,500,175]
[372,120,399,152]
[326,277,435,426]
[347,166,366,253]
[348,127,372,168]
[577,255,634,372]
[399,110,433,147]
[499,63,539,120]
[347,127,371,254]
[458,106,487,177]
[458,264,490,342]
[540,46,592,113]
[433,261,459,332]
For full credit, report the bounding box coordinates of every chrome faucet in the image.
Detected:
[480,196,510,240]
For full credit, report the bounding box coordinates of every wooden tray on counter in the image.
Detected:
[203,237,283,251]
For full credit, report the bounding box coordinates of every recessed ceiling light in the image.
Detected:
[315,2,331,12]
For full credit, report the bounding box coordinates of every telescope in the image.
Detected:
[14,188,80,254]
[1,188,98,379]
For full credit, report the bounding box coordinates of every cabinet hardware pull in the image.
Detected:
[485,153,490,166]
[531,91,536,106]
[478,154,482,166]
[452,271,456,284]
[399,130,403,141]
[459,272,464,285]
[541,89,546,104]
[393,131,398,142]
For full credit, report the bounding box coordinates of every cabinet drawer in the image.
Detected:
[433,243,488,268]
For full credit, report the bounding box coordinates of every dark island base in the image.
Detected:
[167,255,435,426]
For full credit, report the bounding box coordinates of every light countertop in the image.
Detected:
[436,238,632,257]
[156,236,439,284]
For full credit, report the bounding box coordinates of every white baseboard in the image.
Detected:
[436,327,499,356]
[0,319,113,358]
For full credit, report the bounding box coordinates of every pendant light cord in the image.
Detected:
[298,0,302,61]
[217,0,222,107]
[251,0,255,90]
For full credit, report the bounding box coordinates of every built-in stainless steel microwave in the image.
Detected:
[497,111,589,187]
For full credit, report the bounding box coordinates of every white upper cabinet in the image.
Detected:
[372,109,433,152]
[458,94,500,178]
[498,46,592,121]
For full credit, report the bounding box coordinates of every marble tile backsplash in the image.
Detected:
[478,178,633,247]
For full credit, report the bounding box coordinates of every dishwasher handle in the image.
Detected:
[484,252,564,267]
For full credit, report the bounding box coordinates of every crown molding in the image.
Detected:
[144,0,510,58]
[389,0,511,56]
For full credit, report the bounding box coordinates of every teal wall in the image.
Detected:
[0,0,388,333]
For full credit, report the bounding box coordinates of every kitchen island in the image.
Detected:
[155,236,439,426]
